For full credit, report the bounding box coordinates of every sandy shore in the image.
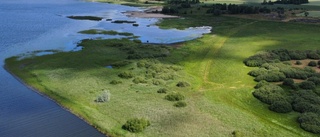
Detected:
[124,6,179,18]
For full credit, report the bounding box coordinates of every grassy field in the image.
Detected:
[5,1,320,137]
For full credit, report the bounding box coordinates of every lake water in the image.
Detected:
[0,0,210,136]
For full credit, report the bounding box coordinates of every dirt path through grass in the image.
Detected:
[201,21,259,89]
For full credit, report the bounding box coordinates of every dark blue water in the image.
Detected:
[0,1,126,136]
[0,0,211,136]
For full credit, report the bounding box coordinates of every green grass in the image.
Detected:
[5,5,320,137]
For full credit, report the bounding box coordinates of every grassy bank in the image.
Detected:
[5,2,320,137]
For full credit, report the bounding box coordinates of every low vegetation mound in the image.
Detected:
[245,49,320,134]
[122,118,150,133]
[165,93,185,101]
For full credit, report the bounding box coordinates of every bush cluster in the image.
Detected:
[122,118,150,133]
[308,61,317,67]
[298,113,320,134]
[174,101,187,107]
[245,49,320,134]
[176,81,190,87]
[132,77,147,84]
[110,80,122,85]
[165,93,185,101]
[118,71,134,79]
[268,100,292,113]
[157,88,168,94]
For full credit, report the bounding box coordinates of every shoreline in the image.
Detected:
[124,6,179,18]
[3,64,108,136]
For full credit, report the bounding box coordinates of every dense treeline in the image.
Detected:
[262,0,309,5]
[162,3,272,14]
[245,49,320,134]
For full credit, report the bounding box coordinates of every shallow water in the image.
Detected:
[0,0,210,136]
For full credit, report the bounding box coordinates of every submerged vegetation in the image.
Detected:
[78,29,135,36]
[67,15,103,21]
[5,0,320,136]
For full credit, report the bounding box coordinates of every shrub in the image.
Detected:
[248,68,268,77]
[295,60,302,65]
[288,50,307,60]
[268,100,292,113]
[127,53,143,59]
[122,118,150,133]
[306,51,320,59]
[111,60,131,68]
[254,80,270,89]
[282,78,294,86]
[318,60,320,65]
[299,81,316,90]
[176,81,190,87]
[110,80,122,85]
[165,93,185,101]
[254,71,285,82]
[308,61,317,67]
[252,84,286,104]
[174,101,187,107]
[157,88,168,93]
[95,90,111,103]
[118,71,134,79]
[132,77,147,84]
[308,77,320,85]
[298,112,320,134]
[152,79,164,85]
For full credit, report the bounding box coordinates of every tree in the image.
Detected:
[122,118,150,132]
[269,100,292,113]
[283,78,294,86]
[304,11,309,17]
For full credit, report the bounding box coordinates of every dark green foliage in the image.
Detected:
[269,100,292,113]
[165,93,185,101]
[282,68,309,80]
[254,71,285,82]
[118,71,134,79]
[174,101,187,107]
[122,118,150,133]
[298,113,320,134]
[295,60,302,65]
[252,84,287,104]
[176,81,190,87]
[243,51,278,67]
[111,60,131,68]
[306,51,320,59]
[157,88,168,93]
[318,60,320,65]
[132,77,147,84]
[245,49,320,134]
[248,68,268,77]
[110,80,122,85]
[288,50,307,60]
[152,79,164,85]
[308,77,320,85]
[299,81,316,90]
[283,78,294,86]
[254,80,270,89]
[308,61,317,67]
